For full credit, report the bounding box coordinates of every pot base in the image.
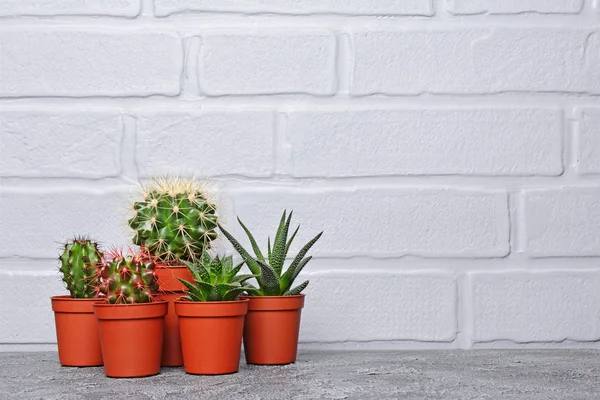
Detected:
[51,296,103,367]
[242,295,305,366]
[105,371,160,379]
[94,301,168,378]
[175,299,248,375]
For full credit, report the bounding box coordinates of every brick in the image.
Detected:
[446,0,584,15]
[0,188,134,258]
[136,111,274,178]
[288,108,563,177]
[0,0,140,16]
[0,111,122,178]
[578,109,600,174]
[200,32,336,95]
[352,29,600,95]
[524,187,600,257]
[0,29,182,97]
[224,188,509,257]
[470,272,600,342]
[0,271,65,343]
[155,0,432,16]
[302,272,457,342]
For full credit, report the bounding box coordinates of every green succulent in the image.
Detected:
[219,210,322,296]
[178,252,256,302]
[59,238,103,298]
[128,177,218,264]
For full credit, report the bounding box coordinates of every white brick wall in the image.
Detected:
[0,111,122,178]
[155,0,434,16]
[352,29,599,95]
[200,32,337,96]
[470,272,600,343]
[0,29,182,97]
[302,271,457,342]
[136,111,274,177]
[578,109,600,174]
[287,108,563,176]
[0,0,141,17]
[1,0,600,350]
[524,187,600,257]
[446,0,585,15]
[0,188,133,258]
[0,270,65,343]
[227,187,509,257]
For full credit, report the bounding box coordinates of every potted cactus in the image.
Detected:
[219,210,322,365]
[175,253,254,375]
[128,177,218,366]
[93,249,168,378]
[51,238,104,367]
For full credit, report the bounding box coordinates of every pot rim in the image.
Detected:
[51,295,104,313]
[239,294,306,300]
[239,294,305,311]
[174,298,250,305]
[174,298,249,317]
[93,300,168,320]
[93,300,169,307]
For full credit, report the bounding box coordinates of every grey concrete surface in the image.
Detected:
[0,351,599,399]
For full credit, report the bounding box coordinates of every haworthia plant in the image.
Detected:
[178,252,256,302]
[219,210,322,296]
[59,238,103,298]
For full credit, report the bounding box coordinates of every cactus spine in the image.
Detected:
[98,249,160,304]
[59,238,103,298]
[128,177,218,264]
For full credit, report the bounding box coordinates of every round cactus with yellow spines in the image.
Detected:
[128,177,218,264]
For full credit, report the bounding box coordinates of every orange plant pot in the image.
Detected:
[51,296,103,367]
[175,299,248,375]
[94,301,168,378]
[155,265,193,367]
[242,295,305,365]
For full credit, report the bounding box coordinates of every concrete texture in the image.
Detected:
[1,351,599,399]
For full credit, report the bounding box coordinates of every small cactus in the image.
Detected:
[219,210,322,296]
[128,177,218,264]
[179,252,256,302]
[97,249,160,304]
[59,238,103,298]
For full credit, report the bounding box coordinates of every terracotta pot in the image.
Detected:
[155,265,193,367]
[242,295,305,365]
[51,296,103,367]
[94,301,168,378]
[175,299,248,375]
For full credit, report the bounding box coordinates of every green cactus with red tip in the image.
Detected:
[59,238,103,298]
[128,177,218,264]
[97,249,160,304]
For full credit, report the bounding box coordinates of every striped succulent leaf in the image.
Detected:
[219,210,322,296]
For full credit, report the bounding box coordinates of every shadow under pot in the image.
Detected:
[175,299,248,375]
[94,301,168,378]
[241,294,305,365]
[51,295,103,367]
